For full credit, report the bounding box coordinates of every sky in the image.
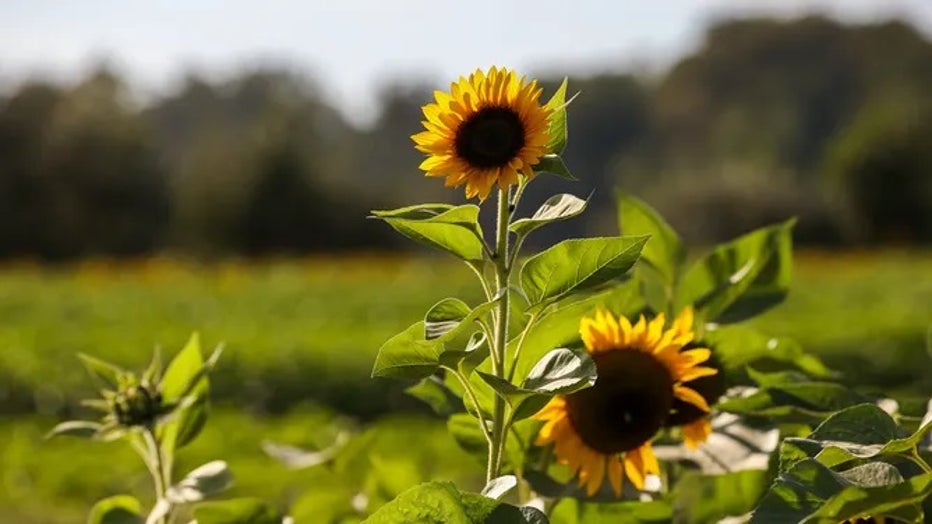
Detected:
[1,0,930,126]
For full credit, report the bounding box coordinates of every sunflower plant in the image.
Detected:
[49,335,286,524]
[368,66,932,523]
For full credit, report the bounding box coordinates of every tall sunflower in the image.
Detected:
[411,66,552,200]
[534,309,717,496]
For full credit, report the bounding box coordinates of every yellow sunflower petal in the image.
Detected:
[608,456,624,496]
[624,445,648,490]
[683,418,712,450]
[675,385,711,412]
[582,452,606,496]
[678,365,718,383]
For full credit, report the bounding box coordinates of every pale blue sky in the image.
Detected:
[1,0,929,125]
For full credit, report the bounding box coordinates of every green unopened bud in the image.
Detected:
[110,381,163,427]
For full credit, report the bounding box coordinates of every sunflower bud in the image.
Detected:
[109,379,164,428]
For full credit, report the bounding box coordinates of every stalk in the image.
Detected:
[143,427,171,524]
[487,187,512,482]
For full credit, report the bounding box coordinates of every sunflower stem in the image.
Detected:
[488,187,512,483]
[143,425,171,524]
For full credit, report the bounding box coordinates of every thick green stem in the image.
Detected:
[487,188,512,483]
[143,427,170,524]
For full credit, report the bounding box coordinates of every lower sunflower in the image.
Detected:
[534,309,717,496]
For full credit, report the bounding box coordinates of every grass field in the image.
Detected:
[0,251,930,522]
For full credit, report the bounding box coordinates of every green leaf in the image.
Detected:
[159,333,211,451]
[363,481,545,524]
[807,471,932,522]
[522,348,597,394]
[478,348,596,421]
[837,462,905,487]
[481,475,518,501]
[46,420,102,439]
[424,298,472,340]
[78,353,127,390]
[192,498,283,524]
[534,154,576,181]
[371,204,485,262]
[520,236,648,307]
[752,459,932,524]
[702,325,832,377]
[678,219,795,323]
[363,481,471,524]
[405,375,464,416]
[809,403,906,445]
[371,322,443,380]
[616,191,685,285]
[88,495,143,524]
[372,301,494,380]
[544,77,570,154]
[674,470,770,524]
[780,404,930,470]
[510,194,588,237]
[166,460,233,503]
[717,382,869,424]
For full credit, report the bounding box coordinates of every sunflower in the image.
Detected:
[411,66,552,200]
[534,309,717,496]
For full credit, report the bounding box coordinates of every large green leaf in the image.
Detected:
[192,498,283,524]
[159,333,211,451]
[520,236,648,307]
[371,204,485,262]
[88,495,143,524]
[678,219,795,323]
[510,194,588,237]
[372,301,494,380]
[616,192,685,285]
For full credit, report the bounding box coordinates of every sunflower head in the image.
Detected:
[534,309,717,496]
[411,66,553,200]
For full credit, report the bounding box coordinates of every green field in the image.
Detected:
[1,252,930,522]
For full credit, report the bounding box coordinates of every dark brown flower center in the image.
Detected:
[565,349,674,454]
[455,106,525,168]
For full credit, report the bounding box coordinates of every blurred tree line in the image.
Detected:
[0,16,930,261]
